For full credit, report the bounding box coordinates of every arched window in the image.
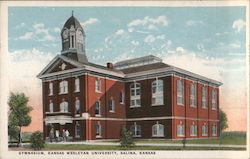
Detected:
[190,83,197,107]
[60,99,68,112]
[152,122,164,137]
[202,87,207,109]
[95,100,101,116]
[49,82,53,95]
[212,123,217,136]
[96,122,102,137]
[119,91,125,104]
[177,121,185,137]
[202,123,208,136]
[59,80,68,94]
[130,82,141,107]
[152,79,164,106]
[75,78,80,92]
[212,89,217,110]
[130,122,141,137]
[190,122,197,136]
[75,97,80,115]
[177,80,184,105]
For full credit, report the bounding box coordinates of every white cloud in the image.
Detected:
[229,43,241,48]
[144,35,156,43]
[115,29,125,35]
[232,19,246,32]
[128,15,168,30]
[185,20,204,27]
[32,23,56,41]
[128,27,134,33]
[81,18,99,27]
[131,40,139,46]
[175,47,185,54]
[54,27,61,33]
[17,32,34,40]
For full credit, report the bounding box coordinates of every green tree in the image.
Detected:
[30,131,45,150]
[219,109,228,132]
[120,126,134,148]
[8,92,32,146]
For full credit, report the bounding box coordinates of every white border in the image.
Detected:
[0,1,249,159]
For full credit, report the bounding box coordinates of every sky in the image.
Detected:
[8,7,247,132]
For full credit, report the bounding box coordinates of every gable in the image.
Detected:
[37,55,84,78]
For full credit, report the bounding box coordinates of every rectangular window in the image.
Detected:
[95,78,101,92]
[202,87,207,109]
[75,78,80,92]
[190,83,197,107]
[130,83,141,107]
[119,91,125,104]
[108,97,115,112]
[152,79,164,106]
[212,89,217,110]
[130,123,142,137]
[212,124,217,136]
[75,121,81,138]
[190,124,197,136]
[59,80,68,94]
[95,101,101,116]
[49,82,53,95]
[75,99,80,115]
[177,80,184,105]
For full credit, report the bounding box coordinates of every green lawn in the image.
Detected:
[43,144,245,151]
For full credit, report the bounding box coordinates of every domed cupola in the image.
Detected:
[61,11,88,63]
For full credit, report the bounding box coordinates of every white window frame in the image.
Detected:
[130,82,141,108]
[108,97,115,112]
[95,78,101,93]
[49,82,53,96]
[59,80,68,94]
[212,124,217,136]
[177,122,185,137]
[96,122,102,138]
[130,122,142,137]
[119,91,125,104]
[152,122,164,137]
[177,80,184,105]
[190,83,197,108]
[75,121,81,138]
[49,102,54,112]
[75,99,80,115]
[75,77,80,92]
[190,122,197,137]
[212,89,217,110]
[202,87,207,109]
[202,124,208,136]
[95,100,101,116]
[60,101,69,112]
[152,79,164,106]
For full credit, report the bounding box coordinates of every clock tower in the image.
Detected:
[61,12,88,63]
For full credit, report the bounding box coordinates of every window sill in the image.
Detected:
[212,134,217,136]
[109,110,115,113]
[133,135,141,137]
[152,135,164,137]
[96,135,102,138]
[48,94,53,96]
[202,107,207,109]
[202,134,208,136]
[177,104,184,106]
[151,103,164,106]
[177,135,185,137]
[120,102,125,105]
[75,114,80,117]
[75,136,80,138]
[59,92,68,95]
[212,108,217,111]
[95,114,102,117]
[74,90,80,93]
[130,105,141,108]
[190,135,197,137]
[190,105,197,108]
[95,90,102,93]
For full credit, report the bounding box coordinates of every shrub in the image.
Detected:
[30,131,45,150]
[120,127,134,148]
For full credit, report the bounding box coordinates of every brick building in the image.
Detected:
[37,15,222,141]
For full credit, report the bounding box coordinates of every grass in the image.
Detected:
[40,144,245,151]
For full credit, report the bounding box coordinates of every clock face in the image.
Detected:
[63,29,68,39]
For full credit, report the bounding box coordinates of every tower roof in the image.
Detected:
[63,15,82,30]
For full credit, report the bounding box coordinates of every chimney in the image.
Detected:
[107,62,113,70]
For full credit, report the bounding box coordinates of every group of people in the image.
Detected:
[49,128,70,142]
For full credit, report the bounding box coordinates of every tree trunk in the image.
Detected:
[18,126,22,147]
